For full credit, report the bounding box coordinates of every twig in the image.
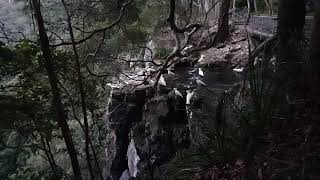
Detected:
[51,0,132,47]
[256,153,300,167]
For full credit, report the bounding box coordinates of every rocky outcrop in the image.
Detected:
[104,82,190,179]
[196,29,249,69]
[102,19,253,179]
[104,64,243,179]
[104,88,148,179]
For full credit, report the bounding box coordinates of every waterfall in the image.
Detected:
[127,139,140,178]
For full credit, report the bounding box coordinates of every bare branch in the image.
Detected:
[203,0,223,23]
[47,29,66,43]
[81,31,106,65]
[167,0,202,33]
[0,22,28,43]
[51,0,132,47]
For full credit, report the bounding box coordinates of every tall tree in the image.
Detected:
[264,0,273,15]
[278,0,306,60]
[61,0,99,179]
[30,0,82,179]
[216,0,231,43]
[277,0,306,96]
[308,1,320,111]
[250,0,256,12]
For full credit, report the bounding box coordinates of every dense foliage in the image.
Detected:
[0,0,319,179]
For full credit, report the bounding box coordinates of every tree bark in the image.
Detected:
[61,1,105,179]
[264,0,271,15]
[269,0,274,15]
[278,0,306,52]
[214,0,220,24]
[232,0,236,19]
[278,0,306,61]
[245,0,255,12]
[40,135,57,173]
[216,0,231,43]
[277,0,306,98]
[250,0,257,13]
[308,5,320,111]
[61,0,96,179]
[30,0,82,179]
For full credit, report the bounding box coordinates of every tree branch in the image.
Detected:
[51,0,132,47]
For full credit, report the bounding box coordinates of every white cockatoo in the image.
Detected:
[168,69,175,75]
[186,90,194,105]
[196,78,206,86]
[173,88,183,98]
[198,68,204,77]
[158,75,166,86]
[233,66,244,73]
[188,68,197,74]
[148,78,155,85]
[198,54,205,62]
[182,44,193,51]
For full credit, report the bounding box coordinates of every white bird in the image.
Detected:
[173,88,183,98]
[198,54,205,62]
[129,61,135,68]
[107,83,120,89]
[148,78,155,85]
[270,56,276,66]
[188,68,197,74]
[146,67,156,72]
[182,44,193,51]
[168,69,175,75]
[196,78,206,86]
[137,70,144,76]
[158,75,166,86]
[198,68,204,77]
[145,62,151,69]
[233,66,244,73]
[145,67,156,76]
[186,90,194,105]
[106,83,113,88]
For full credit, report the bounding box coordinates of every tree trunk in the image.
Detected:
[269,0,274,15]
[277,0,306,62]
[248,0,255,12]
[61,1,104,179]
[215,0,231,43]
[278,0,305,48]
[61,0,96,179]
[214,0,221,25]
[30,0,82,179]
[232,0,236,19]
[40,135,57,172]
[253,0,258,13]
[308,6,320,111]
[264,0,271,15]
[246,0,251,20]
[277,0,306,95]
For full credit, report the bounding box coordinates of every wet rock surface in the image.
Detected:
[102,25,251,180]
[104,63,244,179]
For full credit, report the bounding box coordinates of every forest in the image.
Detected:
[0,0,319,179]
